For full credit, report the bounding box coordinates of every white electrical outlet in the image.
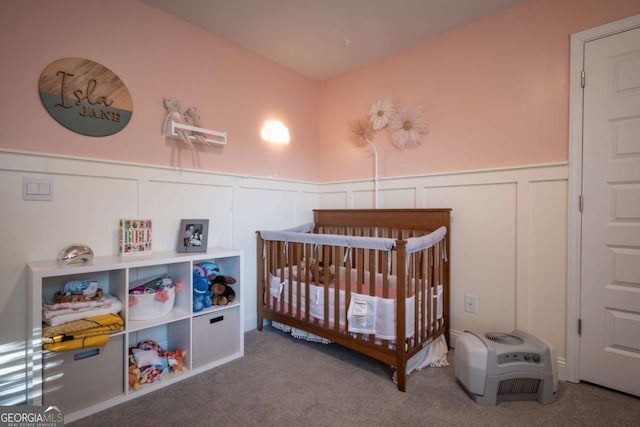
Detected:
[464,294,478,313]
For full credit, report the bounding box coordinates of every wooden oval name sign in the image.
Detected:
[39,58,133,136]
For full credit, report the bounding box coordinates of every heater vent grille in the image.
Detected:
[498,377,541,395]
[485,332,524,345]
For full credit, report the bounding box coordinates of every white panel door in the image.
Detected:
[580,26,640,396]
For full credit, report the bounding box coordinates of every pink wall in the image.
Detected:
[0,1,320,181]
[318,0,640,182]
[2,1,639,183]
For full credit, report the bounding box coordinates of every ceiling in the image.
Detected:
[143,0,524,81]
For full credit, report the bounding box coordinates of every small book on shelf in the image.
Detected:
[119,219,152,255]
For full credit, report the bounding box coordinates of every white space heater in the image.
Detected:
[455,330,558,405]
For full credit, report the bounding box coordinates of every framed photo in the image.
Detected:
[177,219,209,253]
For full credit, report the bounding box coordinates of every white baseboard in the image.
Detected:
[244,313,258,332]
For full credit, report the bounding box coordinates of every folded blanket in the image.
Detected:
[43,334,110,352]
[42,296,123,326]
[42,313,124,352]
[42,313,124,340]
[43,296,114,311]
[42,295,117,321]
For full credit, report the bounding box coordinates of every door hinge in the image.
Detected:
[581,70,585,88]
[579,194,584,213]
[578,318,582,335]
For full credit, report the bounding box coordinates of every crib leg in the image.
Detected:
[396,364,407,392]
[256,232,264,332]
[257,298,263,331]
[257,307,263,331]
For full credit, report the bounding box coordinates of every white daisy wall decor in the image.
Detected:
[368,98,393,131]
[388,104,428,149]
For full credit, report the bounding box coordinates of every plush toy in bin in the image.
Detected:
[209,274,236,306]
[129,340,187,388]
[193,270,212,312]
[128,354,141,391]
[196,261,220,278]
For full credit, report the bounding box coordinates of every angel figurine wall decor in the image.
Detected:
[162,97,193,149]
[183,106,208,145]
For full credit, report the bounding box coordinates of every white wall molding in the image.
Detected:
[319,161,567,186]
[0,148,318,185]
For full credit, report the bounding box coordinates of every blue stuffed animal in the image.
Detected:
[193,270,212,312]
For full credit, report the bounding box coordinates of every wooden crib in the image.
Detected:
[256,209,451,391]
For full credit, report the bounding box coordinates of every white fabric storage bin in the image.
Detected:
[42,334,124,413]
[128,287,176,321]
[192,307,240,368]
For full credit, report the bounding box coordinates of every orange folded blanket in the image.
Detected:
[43,334,111,352]
[42,314,123,351]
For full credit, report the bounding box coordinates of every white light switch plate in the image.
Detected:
[23,178,53,201]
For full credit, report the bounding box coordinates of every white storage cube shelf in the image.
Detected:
[27,248,243,423]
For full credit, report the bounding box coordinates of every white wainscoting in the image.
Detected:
[320,163,569,380]
[0,149,319,405]
[0,150,568,404]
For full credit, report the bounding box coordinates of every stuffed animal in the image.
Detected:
[132,340,187,384]
[194,262,219,279]
[193,270,212,312]
[316,261,335,284]
[128,354,141,391]
[210,274,236,286]
[209,275,236,306]
[293,259,334,284]
[211,284,235,305]
[167,348,187,373]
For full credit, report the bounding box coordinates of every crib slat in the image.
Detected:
[413,251,420,345]
[395,240,407,392]
[277,242,291,312]
[356,248,364,294]
[436,241,443,331]
[292,243,300,319]
[419,246,424,337]
[427,248,438,342]
[381,249,391,348]
[304,243,311,322]
[286,242,293,317]
[345,248,352,337]
[368,247,376,341]
[257,232,265,330]
[436,245,441,332]
[322,244,330,329]
[271,240,278,311]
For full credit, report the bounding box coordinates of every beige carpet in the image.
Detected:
[69,325,639,426]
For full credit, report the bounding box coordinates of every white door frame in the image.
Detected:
[567,13,640,384]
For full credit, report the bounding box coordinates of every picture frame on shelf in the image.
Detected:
[119,219,152,256]
[177,219,209,253]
